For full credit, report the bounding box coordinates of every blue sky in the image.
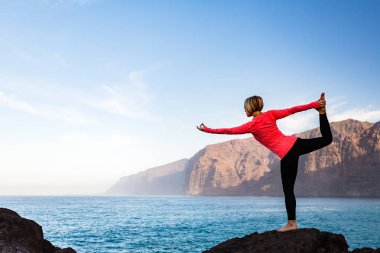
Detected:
[0,0,379,195]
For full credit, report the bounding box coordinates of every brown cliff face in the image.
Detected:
[186,119,380,197]
[186,138,275,195]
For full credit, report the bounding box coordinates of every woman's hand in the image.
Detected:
[197,123,207,131]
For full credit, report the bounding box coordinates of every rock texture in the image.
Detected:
[203,228,380,253]
[106,119,380,197]
[106,159,189,195]
[0,208,76,253]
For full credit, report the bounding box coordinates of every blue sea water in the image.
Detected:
[0,196,379,253]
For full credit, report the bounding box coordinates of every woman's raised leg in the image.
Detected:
[299,113,333,155]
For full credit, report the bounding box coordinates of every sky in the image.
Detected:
[0,0,379,195]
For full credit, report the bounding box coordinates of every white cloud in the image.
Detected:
[278,111,317,135]
[325,96,380,123]
[0,91,91,124]
[330,108,380,123]
[0,91,37,113]
[0,67,155,123]
[278,97,380,135]
[86,70,154,120]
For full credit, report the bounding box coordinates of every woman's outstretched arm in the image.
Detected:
[197,121,253,135]
[271,93,325,120]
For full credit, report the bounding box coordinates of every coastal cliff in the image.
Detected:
[0,208,76,253]
[106,119,380,197]
[186,119,380,196]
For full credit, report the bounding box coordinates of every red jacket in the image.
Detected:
[203,101,320,159]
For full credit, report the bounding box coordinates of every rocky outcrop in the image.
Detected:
[203,228,380,253]
[106,159,189,195]
[0,208,76,253]
[106,119,380,197]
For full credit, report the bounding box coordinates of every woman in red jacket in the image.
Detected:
[197,93,332,232]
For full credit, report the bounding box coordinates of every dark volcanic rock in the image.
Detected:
[0,208,76,253]
[203,228,379,253]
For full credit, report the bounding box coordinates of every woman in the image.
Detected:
[197,93,333,232]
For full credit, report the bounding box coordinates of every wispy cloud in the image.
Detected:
[85,69,154,120]
[330,108,380,123]
[0,67,155,123]
[0,91,91,124]
[278,112,316,135]
[327,96,380,122]
[13,48,71,69]
[278,96,380,134]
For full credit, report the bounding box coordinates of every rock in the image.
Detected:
[53,249,76,253]
[186,137,274,196]
[0,208,76,253]
[202,228,379,253]
[42,239,76,253]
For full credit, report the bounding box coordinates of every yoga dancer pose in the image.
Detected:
[197,93,333,232]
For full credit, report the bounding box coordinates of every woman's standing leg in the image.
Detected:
[277,111,333,232]
[277,141,301,232]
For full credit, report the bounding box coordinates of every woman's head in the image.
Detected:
[244,95,264,117]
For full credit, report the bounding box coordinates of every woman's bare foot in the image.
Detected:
[316,92,326,114]
[276,221,298,232]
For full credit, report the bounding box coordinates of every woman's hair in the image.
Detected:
[244,95,264,113]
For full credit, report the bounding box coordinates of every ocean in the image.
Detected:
[0,196,379,252]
